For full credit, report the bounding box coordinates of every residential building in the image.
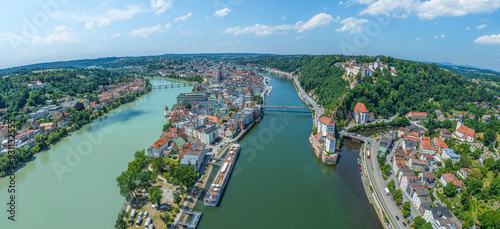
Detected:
[440,173,464,191]
[421,136,437,155]
[200,126,218,145]
[442,148,461,163]
[431,137,448,153]
[408,156,430,172]
[435,110,444,119]
[457,168,471,179]
[147,138,169,158]
[406,112,428,121]
[423,207,459,229]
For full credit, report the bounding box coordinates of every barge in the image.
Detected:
[204,144,241,206]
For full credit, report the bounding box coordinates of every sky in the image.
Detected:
[1,0,500,71]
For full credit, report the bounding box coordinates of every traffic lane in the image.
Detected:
[369,144,406,229]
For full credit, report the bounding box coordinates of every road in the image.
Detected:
[365,139,408,229]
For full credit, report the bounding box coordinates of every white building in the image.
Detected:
[317,116,335,137]
[200,126,218,145]
[353,102,369,123]
[325,133,336,153]
[422,207,459,229]
[147,138,169,158]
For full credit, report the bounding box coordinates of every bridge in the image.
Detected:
[339,130,368,144]
[175,210,202,229]
[152,83,194,89]
[263,105,322,113]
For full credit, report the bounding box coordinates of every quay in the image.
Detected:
[176,211,202,229]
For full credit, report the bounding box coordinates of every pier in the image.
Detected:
[176,211,202,229]
[207,156,224,166]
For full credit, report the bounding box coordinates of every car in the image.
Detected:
[152,205,158,210]
[395,216,399,220]
[144,211,149,218]
[159,204,168,210]
[403,222,407,227]
[138,211,143,218]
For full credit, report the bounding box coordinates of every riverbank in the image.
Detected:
[0,82,151,181]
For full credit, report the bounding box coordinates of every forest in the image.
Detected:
[242,55,498,121]
[0,68,133,115]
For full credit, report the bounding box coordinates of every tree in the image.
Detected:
[459,154,472,168]
[444,159,453,169]
[185,103,192,109]
[484,129,496,146]
[137,171,154,191]
[413,216,433,229]
[115,216,127,229]
[478,210,500,229]
[471,148,482,159]
[403,201,411,212]
[74,101,84,111]
[148,186,163,206]
[383,164,392,175]
[489,177,500,196]
[466,178,483,195]
[469,168,482,180]
[116,170,136,200]
[152,157,166,175]
[392,189,403,205]
[443,183,458,197]
[173,188,182,204]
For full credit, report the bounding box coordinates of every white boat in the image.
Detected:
[204,144,241,206]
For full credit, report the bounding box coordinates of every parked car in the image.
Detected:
[138,211,143,218]
[159,204,168,210]
[144,211,148,218]
[152,205,158,210]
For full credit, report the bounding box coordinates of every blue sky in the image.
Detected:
[1,0,500,71]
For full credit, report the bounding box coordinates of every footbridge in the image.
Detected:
[152,83,194,89]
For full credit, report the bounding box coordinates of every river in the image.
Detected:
[0,78,192,228]
[194,73,381,229]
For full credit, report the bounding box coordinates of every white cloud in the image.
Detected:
[295,35,308,40]
[415,37,420,41]
[335,17,369,33]
[213,8,231,17]
[54,25,67,32]
[220,40,240,45]
[175,12,192,22]
[476,24,487,29]
[465,27,470,30]
[296,13,333,32]
[165,22,172,29]
[66,5,145,29]
[130,24,163,38]
[113,33,121,37]
[281,16,286,20]
[434,34,446,39]
[222,13,333,35]
[357,0,500,20]
[151,0,172,15]
[32,26,78,45]
[474,34,500,45]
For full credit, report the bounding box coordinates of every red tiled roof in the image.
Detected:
[408,112,428,117]
[318,116,335,126]
[354,102,368,113]
[453,124,476,139]
[442,173,464,187]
